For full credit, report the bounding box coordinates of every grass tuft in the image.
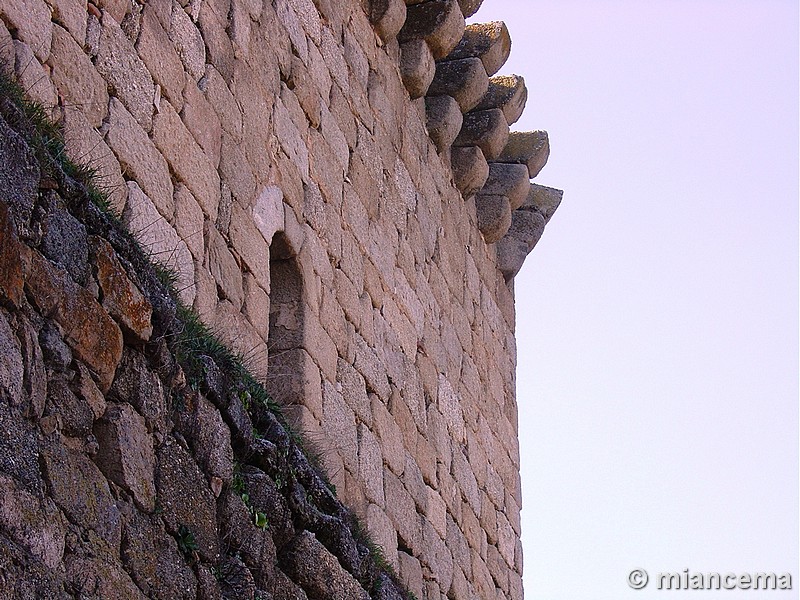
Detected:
[0,67,118,219]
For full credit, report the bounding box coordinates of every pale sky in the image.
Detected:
[471,1,799,598]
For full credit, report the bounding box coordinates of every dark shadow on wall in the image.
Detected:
[266,231,306,407]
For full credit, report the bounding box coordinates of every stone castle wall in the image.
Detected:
[0,0,561,597]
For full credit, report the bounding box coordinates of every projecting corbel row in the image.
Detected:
[363,0,562,281]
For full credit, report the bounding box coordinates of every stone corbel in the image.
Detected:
[495,184,563,281]
[473,74,527,125]
[444,21,511,76]
[398,0,466,60]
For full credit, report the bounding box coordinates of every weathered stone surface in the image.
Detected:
[44,375,94,437]
[152,98,220,222]
[44,0,86,46]
[217,554,257,599]
[445,21,510,76]
[506,210,547,254]
[212,302,269,380]
[39,194,90,286]
[450,145,489,199]
[366,0,406,42]
[287,55,322,130]
[13,44,57,123]
[94,402,156,512]
[281,530,370,600]
[506,208,546,252]
[428,57,489,113]
[90,236,153,343]
[136,4,187,110]
[399,0,465,60]
[375,574,407,600]
[0,473,65,570]
[353,334,391,399]
[217,181,234,236]
[85,12,100,55]
[474,193,511,243]
[0,0,52,61]
[213,372,257,450]
[182,77,223,168]
[0,203,28,307]
[156,441,220,562]
[174,184,205,259]
[218,133,255,207]
[495,235,529,281]
[0,531,69,598]
[174,392,234,483]
[64,551,147,600]
[241,467,295,547]
[496,511,515,566]
[230,70,276,191]
[496,130,551,178]
[268,347,322,416]
[49,25,109,127]
[268,568,310,599]
[94,0,128,24]
[205,220,244,308]
[274,94,310,180]
[195,563,224,600]
[522,182,563,223]
[321,379,358,474]
[0,115,39,233]
[72,361,107,420]
[61,107,127,213]
[358,422,384,505]
[106,98,174,219]
[40,438,122,551]
[217,489,278,578]
[123,7,146,47]
[13,313,47,418]
[123,182,195,306]
[38,319,71,373]
[399,39,435,99]
[25,250,123,392]
[371,397,404,476]
[169,2,206,80]
[456,0,483,17]
[243,272,270,340]
[0,402,42,495]
[95,12,155,132]
[474,74,527,125]
[109,348,167,433]
[366,502,397,568]
[454,108,509,160]
[383,468,421,551]
[0,309,23,407]
[228,202,272,289]
[122,509,198,598]
[425,94,463,153]
[197,1,235,82]
[420,520,453,592]
[397,551,424,600]
[0,19,12,65]
[481,162,530,210]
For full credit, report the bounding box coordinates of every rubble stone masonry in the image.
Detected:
[0,0,561,597]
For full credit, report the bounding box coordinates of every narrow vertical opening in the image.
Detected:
[266,231,305,407]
